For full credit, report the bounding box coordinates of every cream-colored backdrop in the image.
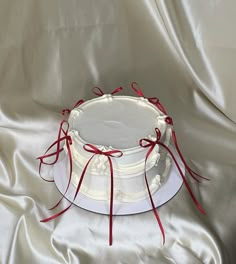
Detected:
[0,1,235,263]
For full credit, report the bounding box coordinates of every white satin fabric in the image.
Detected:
[0,0,235,263]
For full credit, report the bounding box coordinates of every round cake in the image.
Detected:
[64,94,172,203]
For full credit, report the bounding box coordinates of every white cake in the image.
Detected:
[65,94,172,202]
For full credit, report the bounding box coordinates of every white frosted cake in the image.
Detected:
[65,94,172,202]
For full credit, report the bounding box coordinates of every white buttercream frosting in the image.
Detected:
[65,94,172,202]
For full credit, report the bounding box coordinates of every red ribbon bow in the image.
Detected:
[92,86,123,96]
[82,144,123,246]
[62,99,84,116]
[40,142,123,246]
[131,82,167,114]
[37,120,73,210]
[139,129,166,244]
[140,128,206,243]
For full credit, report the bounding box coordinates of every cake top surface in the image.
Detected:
[69,95,166,149]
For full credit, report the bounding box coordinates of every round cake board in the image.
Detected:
[53,146,184,215]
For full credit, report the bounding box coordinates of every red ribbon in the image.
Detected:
[82,144,123,246]
[165,117,209,182]
[139,132,166,244]
[62,99,84,116]
[131,82,167,114]
[37,120,73,210]
[40,143,123,246]
[139,127,206,243]
[92,86,123,96]
[131,81,209,182]
[140,128,206,216]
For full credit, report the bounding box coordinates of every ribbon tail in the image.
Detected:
[41,203,73,222]
[144,146,165,244]
[171,130,209,181]
[144,170,165,244]
[108,157,114,246]
[159,142,206,215]
[48,197,64,211]
[41,155,94,223]
[73,155,95,200]
[48,141,73,210]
